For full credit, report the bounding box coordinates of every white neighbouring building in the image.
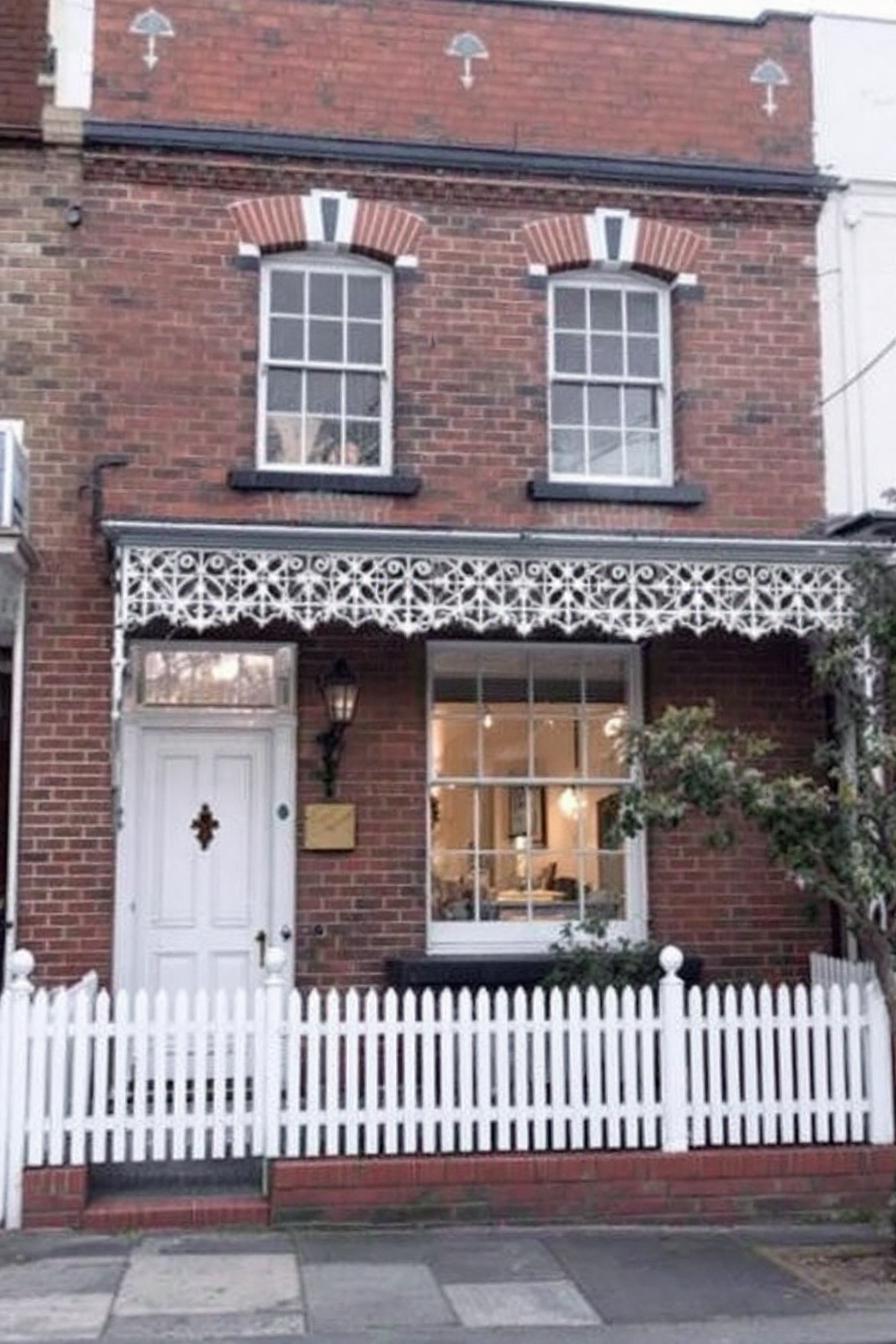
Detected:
[815,12,896,529]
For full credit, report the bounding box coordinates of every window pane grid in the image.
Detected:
[430,649,631,928]
[263,264,387,471]
[550,279,666,483]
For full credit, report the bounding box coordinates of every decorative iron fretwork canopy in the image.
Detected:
[109,522,858,654]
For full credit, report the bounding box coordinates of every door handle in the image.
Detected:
[255,929,267,967]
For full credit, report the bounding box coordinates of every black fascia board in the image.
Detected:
[84,120,834,198]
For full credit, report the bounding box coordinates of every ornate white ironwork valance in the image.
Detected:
[114,534,853,644]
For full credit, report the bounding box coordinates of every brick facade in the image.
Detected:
[91,1,812,169]
[0,0,44,137]
[6,0,838,990]
[88,159,824,537]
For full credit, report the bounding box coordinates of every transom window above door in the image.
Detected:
[259,255,392,473]
[428,643,645,952]
[549,272,671,485]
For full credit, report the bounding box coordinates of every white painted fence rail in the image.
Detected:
[1,944,893,1229]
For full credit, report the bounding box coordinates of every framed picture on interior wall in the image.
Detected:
[596,792,621,848]
[507,785,546,846]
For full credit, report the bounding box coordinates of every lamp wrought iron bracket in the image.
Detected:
[316,721,348,800]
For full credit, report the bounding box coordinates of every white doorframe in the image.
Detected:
[114,645,297,994]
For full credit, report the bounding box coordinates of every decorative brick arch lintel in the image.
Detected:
[523,208,703,284]
[228,189,424,268]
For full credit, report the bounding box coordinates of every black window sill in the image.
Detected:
[386,953,703,991]
[528,476,706,506]
[228,468,421,497]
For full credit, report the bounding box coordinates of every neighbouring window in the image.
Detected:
[259,255,392,473]
[548,272,671,485]
[428,643,644,948]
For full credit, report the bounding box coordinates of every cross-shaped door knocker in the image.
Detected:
[190,802,219,851]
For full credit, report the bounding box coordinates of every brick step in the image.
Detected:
[82,1191,270,1232]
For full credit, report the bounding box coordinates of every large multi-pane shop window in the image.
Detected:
[259,255,392,473]
[428,644,644,950]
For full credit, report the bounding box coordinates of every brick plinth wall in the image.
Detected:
[21,1166,89,1229]
[270,1147,896,1226]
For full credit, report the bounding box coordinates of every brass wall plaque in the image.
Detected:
[304,802,356,851]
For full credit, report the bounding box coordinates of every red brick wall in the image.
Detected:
[647,633,827,984]
[270,1147,896,1225]
[91,1,812,169]
[87,159,824,538]
[0,0,44,136]
[0,147,117,987]
[295,631,427,988]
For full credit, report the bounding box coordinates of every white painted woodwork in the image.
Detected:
[1,946,894,1229]
[118,721,294,997]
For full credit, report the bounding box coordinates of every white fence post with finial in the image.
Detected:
[4,949,35,1228]
[263,948,287,1161]
[659,945,688,1154]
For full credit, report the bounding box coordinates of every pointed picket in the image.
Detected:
[402,989,420,1154]
[722,985,742,1145]
[211,989,230,1159]
[344,989,361,1157]
[584,986,604,1150]
[131,990,149,1163]
[775,985,795,1146]
[25,989,49,1168]
[457,988,475,1152]
[845,982,865,1142]
[530,987,548,1151]
[686,986,706,1148]
[604,986,621,1149]
[420,990,438,1154]
[69,989,92,1166]
[620,987,639,1149]
[828,984,848,1143]
[324,989,341,1156]
[438,988,456,1154]
[810,983,831,1142]
[191,990,210,1160]
[512,987,530,1152]
[363,988,380,1156]
[383,989,399,1155]
[474,988,492,1152]
[150,989,169,1160]
[741,985,760,1145]
[305,990,322,1158]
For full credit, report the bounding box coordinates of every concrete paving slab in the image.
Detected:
[0,1292,111,1341]
[444,1278,601,1327]
[114,1252,300,1317]
[149,1233,295,1257]
[547,1229,828,1323]
[0,1256,124,1297]
[101,1310,306,1341]
[424,1232,566,1284]
[0,1234,126,1264]
[302,1263,454,1329]
[294,1230,434,1264]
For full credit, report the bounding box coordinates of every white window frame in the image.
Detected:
[547,268,673,488]
[426,640,647,955]
[257,251,394,475]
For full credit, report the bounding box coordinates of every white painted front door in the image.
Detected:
[122,724,293,997]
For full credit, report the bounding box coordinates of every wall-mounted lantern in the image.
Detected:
[316,659,359,798]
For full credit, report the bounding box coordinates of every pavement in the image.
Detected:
[0,1223,895,1344]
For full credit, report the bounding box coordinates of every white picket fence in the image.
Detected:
[810,951,877,993]
[1,945,893,1229]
